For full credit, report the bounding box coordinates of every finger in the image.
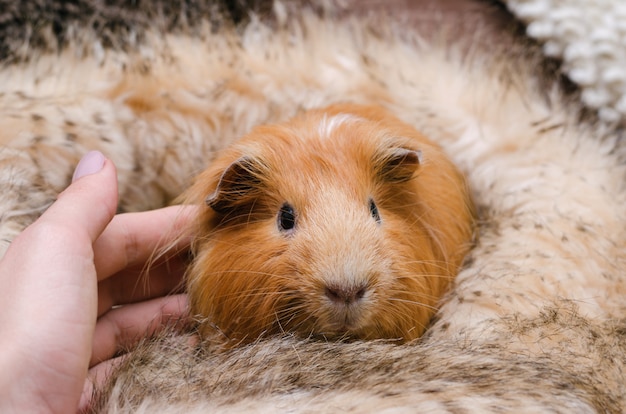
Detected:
[44,152,118,245]
[93,205,197,282]
[90,294,189,367]
[96,255,187,316]
[80,354,128,413]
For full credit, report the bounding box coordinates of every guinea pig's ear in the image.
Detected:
[205,156,265,213]
[376,147,423,182]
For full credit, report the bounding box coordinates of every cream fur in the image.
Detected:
[503,0,626,124]
[0,1,625,412]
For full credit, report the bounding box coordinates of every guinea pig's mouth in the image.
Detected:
[278,293,372,338]
[320,309,370,335]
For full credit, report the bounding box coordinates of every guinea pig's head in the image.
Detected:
[184,104,474,344]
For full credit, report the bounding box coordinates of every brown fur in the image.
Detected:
[183,104,475,343]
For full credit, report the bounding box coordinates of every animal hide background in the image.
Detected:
[1,0,626,412]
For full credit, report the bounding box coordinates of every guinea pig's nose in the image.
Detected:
[324,284,368,305]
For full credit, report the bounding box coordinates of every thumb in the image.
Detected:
[44,151,119,243]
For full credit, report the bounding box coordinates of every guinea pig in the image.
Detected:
[182,103,475,344]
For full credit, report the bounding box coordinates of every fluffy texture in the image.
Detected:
[503,0,626,124]
[184,103,475,344]
[0,0,625,413]
[94,310,626,413]
[0,0,273,62]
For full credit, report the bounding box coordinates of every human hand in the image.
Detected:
[0,151,193,413]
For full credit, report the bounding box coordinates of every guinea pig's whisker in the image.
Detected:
[203,219,266,236]
[402,261,452,272]
[276,298,312,316]
[205,289,281,301]
[387,297,440,312]
[275,309,303,326]
[275,312,313,334]
[276,302,309,319]
[392,268,451,278]
[198,270,303,286]
[385,304,430,330]
[389,200,423,210]
[394,274,453,282]
[388,295,440,308]
[388,288,446,302]
[241,291,288,300]
[206,269,281,278]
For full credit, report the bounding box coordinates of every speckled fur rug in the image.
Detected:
[1,1,625,412]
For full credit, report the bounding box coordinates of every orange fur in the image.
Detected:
[182,104,475,344]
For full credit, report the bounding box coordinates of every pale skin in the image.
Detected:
[0,151,193,413]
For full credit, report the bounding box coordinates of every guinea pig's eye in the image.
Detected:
[278,202,296,232]
[369,198,381,224]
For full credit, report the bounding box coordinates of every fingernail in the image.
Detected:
[72,151,106,182]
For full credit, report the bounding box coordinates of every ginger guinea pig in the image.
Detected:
[183,104,475,344]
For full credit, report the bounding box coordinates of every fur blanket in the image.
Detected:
[504,0,626,125]
[0,1,625,412]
